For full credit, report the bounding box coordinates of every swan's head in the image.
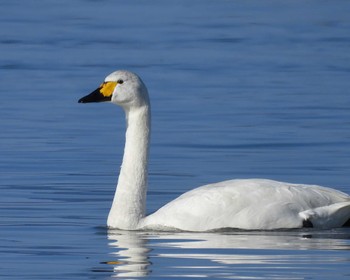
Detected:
[78,70,149,109]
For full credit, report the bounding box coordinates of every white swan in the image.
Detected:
[79,70,350,231]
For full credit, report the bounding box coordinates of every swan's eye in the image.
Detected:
[117,79,124,84]
[100,81,117,97]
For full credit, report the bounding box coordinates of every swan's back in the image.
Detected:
[142,179,350,231]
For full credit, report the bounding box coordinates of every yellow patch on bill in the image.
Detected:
[99,81,117,97]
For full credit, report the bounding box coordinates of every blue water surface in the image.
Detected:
[1,0,350,279]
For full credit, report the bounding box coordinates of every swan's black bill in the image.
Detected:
[78,87,112,103]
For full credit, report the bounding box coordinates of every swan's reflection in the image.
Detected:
[107,230,151,277]
[106,229,350,278]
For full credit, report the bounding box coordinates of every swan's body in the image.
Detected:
[79,70,350,231]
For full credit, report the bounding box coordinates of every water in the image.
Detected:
[1,0,350,279]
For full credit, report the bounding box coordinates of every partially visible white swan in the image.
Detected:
[79,70,350,231]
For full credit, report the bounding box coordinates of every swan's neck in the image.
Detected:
[107,105,151,229]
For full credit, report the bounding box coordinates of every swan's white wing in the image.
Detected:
[142,179,350,231]
[299,201,350,229]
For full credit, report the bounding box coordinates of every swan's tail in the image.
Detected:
[299,201,350,229]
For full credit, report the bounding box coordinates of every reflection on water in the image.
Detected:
[105,229,350,279]
[107,231,151,277]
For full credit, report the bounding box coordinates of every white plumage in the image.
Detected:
[142,179,350,231]
[79,70,350,231]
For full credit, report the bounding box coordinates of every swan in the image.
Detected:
[78,70,350,231]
